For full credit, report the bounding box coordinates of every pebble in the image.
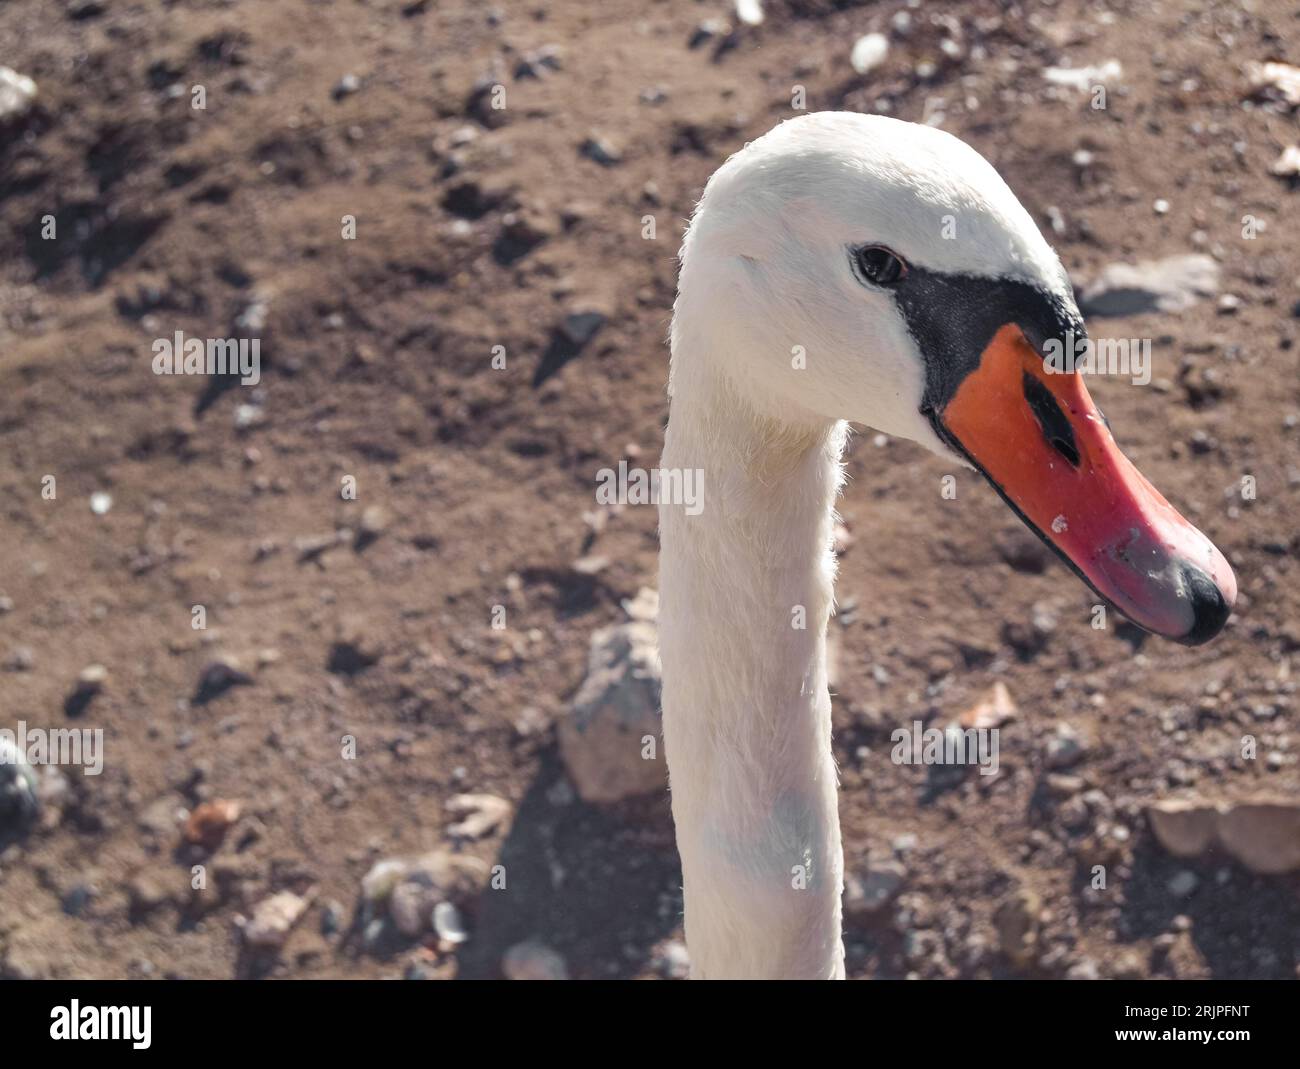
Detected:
[1043,59,1122,92]
[994,888,1041,966]
[958,682,1018,730]
[328,617,383,674]
[332,73,361,100]
[850,33,889,76]
[1167,870,1199,897]
[194,656,254,702]
[559,616,664,802]
[359,505,389,538]
[514,46,562,79]
[127,875,170,916]
[184,799,241,850]
[559,310,607,347]
[445,792,512,839]
[689,19,730,50]
[320,900,345,936]
[844,859,907,916]
[61,884,93,917]
[579,137,621,167]
[242,890,314,949]
[502,940,569,980]
[361,859,408,902]
[1045,723,1087,769]
[1269,144,1300,177]
[1245,60,1300,108]
[1078,254,1219,317]
[0,67,37,122]
[77,663,109,690]
[432,901,469,944]
[4,646,34,671]
[655,940,691,979]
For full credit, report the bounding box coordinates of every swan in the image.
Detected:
[656,111,1237,980]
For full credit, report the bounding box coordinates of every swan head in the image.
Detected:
[674,111,1235,646]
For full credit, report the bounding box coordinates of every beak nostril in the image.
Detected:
[1049,436,1080,466]
[1021,371,1081,469]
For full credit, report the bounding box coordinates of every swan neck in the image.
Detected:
[658,370,846,979]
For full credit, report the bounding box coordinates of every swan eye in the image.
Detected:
[853,245,907,286]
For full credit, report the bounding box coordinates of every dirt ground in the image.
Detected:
[0,0,1297,980]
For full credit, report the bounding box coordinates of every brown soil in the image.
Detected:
[0,0,1297,980]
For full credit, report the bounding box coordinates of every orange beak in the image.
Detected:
[939,324,1236,644]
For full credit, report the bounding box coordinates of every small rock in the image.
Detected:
[320,900,345,936]
[958,681,1017,730]
[2,749,39,827]
[844,859,906,917]
[994,888,1041,966]
[3,646,34,671]
[61,884,93,917]
[389,876,437,937]
[356,505,389,547]
[194,656,254,703]
[77,663,109,691]
[242,890,313,949]
[1045,723,1087,769]
[995,528,1050,574]
[689,19,730,50]
[655,940,691,979]
[1245,60,1300,108]
[1167,870,1199,897]
[559,618,664,802]
[1268,144,1300,178]
[445,792,512,839]
[497,209,556,259]
[127,875,170,916]
[1217,801,1300,875]
[432,901,469,944]
[1043,59,1122,92]
[1146,798,1219,858]
[559,310,607,348]
[361,859,408,902]
[514,45,562,79]
[234,298,268,333]
[579,137,621,167]
[850,33,889,76]
[184,799,241,850]
[332,73,361,100]
[1065,958,1101,980]
[328,617,382,674]
[502,940,568,980]
[1078,254,1219,317]
[621,587,658,623]
[1003,604,1056,659]
[0,67,37,122]
[66,663,108,715]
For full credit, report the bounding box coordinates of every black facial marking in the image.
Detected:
[1021,371,1081,467]
[889,267,1085,426]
